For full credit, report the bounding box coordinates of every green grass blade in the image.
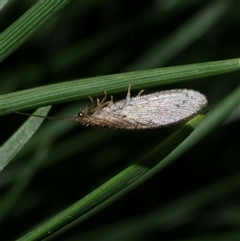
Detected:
[2,58,240,115]
[17,113,206,241]
[0,0,9,10]
[0,0,70,62]
[76,171,240,240]
[0,106,51,171]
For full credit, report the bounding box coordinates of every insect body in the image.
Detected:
[17,83,207,130]
[75,83,207,130]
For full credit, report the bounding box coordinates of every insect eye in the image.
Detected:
[78,112,83,117]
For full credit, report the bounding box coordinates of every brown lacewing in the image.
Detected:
[16,83,207,130]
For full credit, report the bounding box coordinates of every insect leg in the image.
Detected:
[126,82,144,100]
[100,89,108,104]
[126,82,132,101]
[137,89,144,97]
[88,96,94,110]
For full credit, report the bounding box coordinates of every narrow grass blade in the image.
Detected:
[1,0,70,62]
[17,113,206,241]
[2,58,240,115]
[0,106,51,171]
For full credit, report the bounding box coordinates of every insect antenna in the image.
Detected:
[16,112,76,121]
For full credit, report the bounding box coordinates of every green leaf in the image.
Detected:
[0,106,51,171]
[17,113,206,241]
[2,58,240,115]
[0,0,70,62]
